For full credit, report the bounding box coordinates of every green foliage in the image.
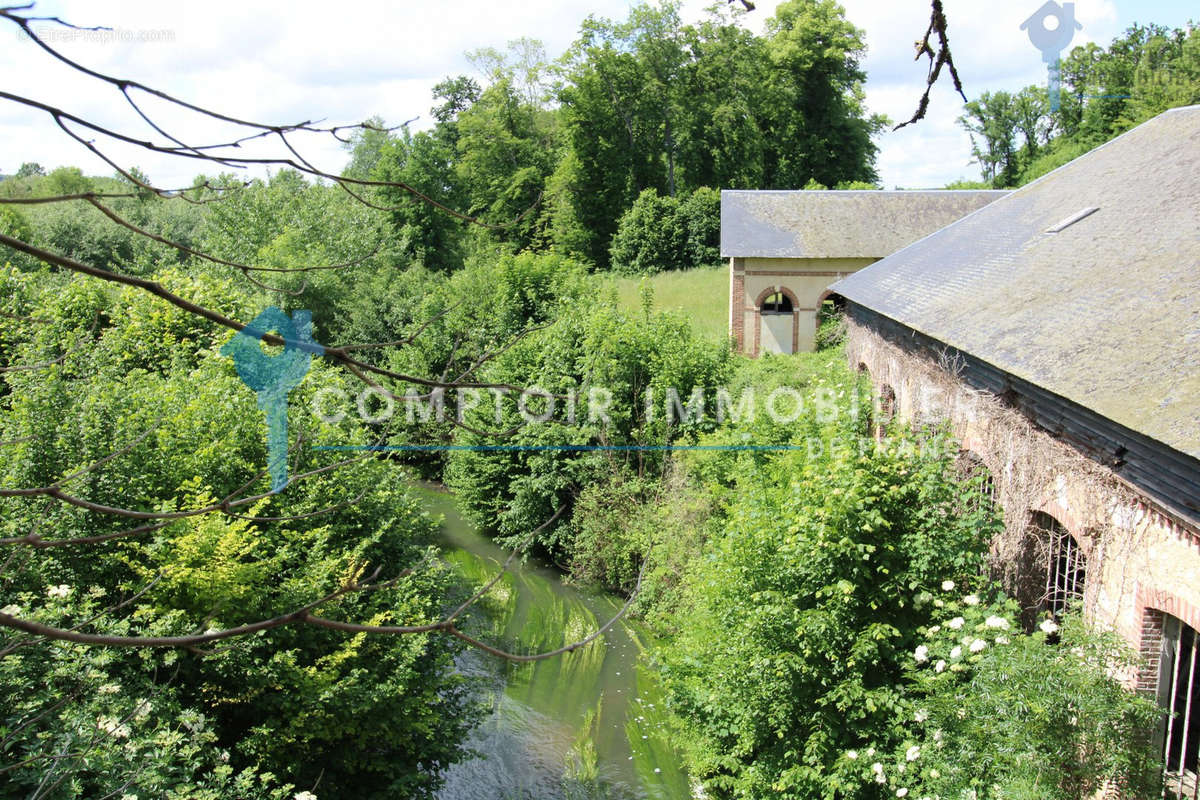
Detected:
[0,609,294,800]
[15,161,45,178]
[883,608,1162,800]
[656,422,996,799]
[0,204,37,270]
[609,187,720,273]
[942,178,993,190]
[961,22,1200,187]
[609,189,684,274]
[372,128,466,273]
[445,295,730,558]
[0,270,479,799]
[554,0,880,267]
[341,115,393,181]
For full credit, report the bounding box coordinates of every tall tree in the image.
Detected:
[959,91,1018,187]
[760,0,883,188]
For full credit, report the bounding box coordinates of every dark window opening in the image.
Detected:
[1158,614,1200,798]
[878,384,896,423]
[1030,511,1087,620]
[954,450,997,516]
[761,292,793,314]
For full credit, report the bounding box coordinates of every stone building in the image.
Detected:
[722,189,1005,355]
[830,105,1200,792]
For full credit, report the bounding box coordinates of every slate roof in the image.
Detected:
[719,189,1006,259]
[832,105,1200,460]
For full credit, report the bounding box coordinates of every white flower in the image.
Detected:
[47,584,71,599]
[984,616,1009,629]
[897,789,909,798]
[98,683,121,695]
[866,748,875,757]
[906,745,921,761]
[875,773,887,784]
[933,729,944,745]
[914,645,929,663]
[934,660,946,673]
[969,638,987,653]
[220,750,230,763]
[914,708,928,723]
[933,599,944,608]
[941,580,955,591]
[0,604,19,616]
[927,625,940,634]
[132,698,151,719]
[872,762,885,775]
[845,750,858,760]
[963,594,979,606]
[996,635,1010,644]
[947,617,965,630]
[1040,619,1059,635]
[949,646,963,660]
[97,716,130,739]
[294,793,318,800]
[930,768,940,778]
[121,794,138,800]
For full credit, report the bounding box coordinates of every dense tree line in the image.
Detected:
[355,0,883,272]
[957,21,1199,187]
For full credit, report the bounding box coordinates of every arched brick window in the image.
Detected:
[1145,610,1200,796]
[760,291,793,313]
[752,287,799,355]
[1030,511,1087,620]
[954,450,997,516]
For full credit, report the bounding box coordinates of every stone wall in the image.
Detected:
[845,316,1200,694]
[729,256,873,355]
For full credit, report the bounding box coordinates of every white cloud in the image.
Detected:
[0,0,1142,189]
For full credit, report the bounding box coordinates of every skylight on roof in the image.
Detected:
[1045,207,1100,233]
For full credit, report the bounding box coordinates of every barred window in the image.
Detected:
[1029,511,1086,619]
[1156,614,1200,798]
[954,450,997,515]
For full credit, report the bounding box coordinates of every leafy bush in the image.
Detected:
[676,186,721,267]
[655,425,998,799]
[650,352,1159,799]
[866,605,1162,800]
[609,187,721,274]
[0,270,479,799]
[445,296,731,559]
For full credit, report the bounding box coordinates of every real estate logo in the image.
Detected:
[1021,1,1083,111]
[222,307,321,493]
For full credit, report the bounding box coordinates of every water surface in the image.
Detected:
[412,485,688,800]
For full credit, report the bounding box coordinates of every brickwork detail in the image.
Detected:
[1137,606,1166,697]
[730,258,745,352]
[751,286,800,356]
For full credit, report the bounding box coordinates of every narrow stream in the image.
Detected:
[411,485,689,800]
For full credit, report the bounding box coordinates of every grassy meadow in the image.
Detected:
[611,263,729,344]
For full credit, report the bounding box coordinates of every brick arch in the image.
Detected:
[1032,497,1094,557]
[814,290,845,344]
[1138,584,1200,637]
[752,285,800,355]
[1135,584,1200,705]
[754,285,800,310]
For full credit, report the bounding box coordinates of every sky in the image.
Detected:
[0,1,1195,190]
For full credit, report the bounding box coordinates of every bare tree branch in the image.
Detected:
[894,0,968,130]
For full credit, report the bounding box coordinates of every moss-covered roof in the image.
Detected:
[833,106,1200,460]
[719,189,1006,259]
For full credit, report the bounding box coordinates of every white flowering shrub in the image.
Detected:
[843,584,1161,800]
